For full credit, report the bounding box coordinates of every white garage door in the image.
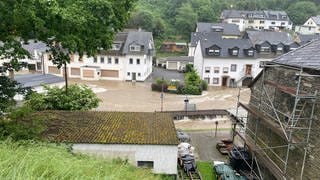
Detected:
[167,62,177,70]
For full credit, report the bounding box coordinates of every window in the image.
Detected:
[213,78,219,84]
[277,47,283,51]
[231,19,240,23]
[129,58,133,64]
[112,43,121,50]
[248,20,254,23]
[281,22,285,25]
[115,58,119,64]
[100,57,104,63]
[260,21,264,24]
[261,46,270,52]
[231,64,237,72]
[214,49,220,56]
[108,57,112,64]
[231,49,238,56]
[223,67,229,73]
[204,77,210,84]
[93,57,97,63]
[138,73,141,77]
[205,67,210,73]
[247,50,254,56]
[127,72,130,76]
[130,45,141,51]
[137,161,154,168]
[208,48,221,56]
[214,67,220,73]
[271,22,275,25]
[137,59,140,64]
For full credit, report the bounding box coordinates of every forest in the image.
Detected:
[126,0,320,42]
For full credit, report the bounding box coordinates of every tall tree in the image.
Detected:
[175,3,198,41]
[287,1,319,25]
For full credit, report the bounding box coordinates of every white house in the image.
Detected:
[193,31,299,87]
[295,15,320,35]
[42,111,179,175]
[220,10,292,32]
[44,30,155,81]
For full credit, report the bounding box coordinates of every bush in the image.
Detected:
[151,83,168,92]
[200,80,208,91]
[185,64,194,73]
[26,85,100,111]
[0,106,45,140]
[178,85,202,95]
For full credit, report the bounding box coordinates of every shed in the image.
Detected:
[40,111,179,175]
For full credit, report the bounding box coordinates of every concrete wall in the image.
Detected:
[247,66,320,179]
[72,144,178,174]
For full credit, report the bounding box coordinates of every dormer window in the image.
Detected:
[282,15,287,19]
[277,47,283,51]
[130,45,141,52]
[207,46,221,56]
[112,43,121,50]
[232,49,238,56]
[261,46,270,52]
[247,50,254,56]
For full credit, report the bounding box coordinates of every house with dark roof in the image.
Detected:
[233,39,320,179]
[297,33,320,45]
[189,23,241,56]
[44,29,155,81]
[193,32,258,87]
[220,10,292,32]
[244,31,297,57]
[38,111,179,174]
[295,15,320,35]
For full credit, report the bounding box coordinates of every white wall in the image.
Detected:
[193,42,204,78]
[72,144,178,174]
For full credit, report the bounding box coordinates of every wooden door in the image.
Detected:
[222,77,228,86]
[245,65,252,75]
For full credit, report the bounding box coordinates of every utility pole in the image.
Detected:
[160,76,164,112]
[184,94,189,114]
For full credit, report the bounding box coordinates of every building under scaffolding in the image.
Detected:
[232,39,320,179]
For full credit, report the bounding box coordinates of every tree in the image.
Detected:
[175,3,198,41]
[0,76,31,113]
[287,1,318,25]
[0,0,137,92]
[26,85,100,111]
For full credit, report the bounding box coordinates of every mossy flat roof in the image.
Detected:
[39,111,179,145]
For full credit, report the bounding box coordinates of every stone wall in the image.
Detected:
[246,66,320,179]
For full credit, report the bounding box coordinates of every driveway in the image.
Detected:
[146,66,184,83]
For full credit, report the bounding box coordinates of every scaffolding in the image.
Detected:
[232,62,319,179]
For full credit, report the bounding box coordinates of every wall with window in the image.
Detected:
[73,144,177,174]
[124,54,152,81]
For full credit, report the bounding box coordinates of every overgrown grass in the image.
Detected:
[0,140,165,179]
[197,161,216,180]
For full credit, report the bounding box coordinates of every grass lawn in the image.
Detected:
[197,161,217,180]
[0,140,166,180]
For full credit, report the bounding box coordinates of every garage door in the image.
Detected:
[101,69,119,78]
[48,66,60,74]
[82,69,94,78]
[167,62,177,70]
[71,68,80,75]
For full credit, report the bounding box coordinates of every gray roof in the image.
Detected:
[196,22,240,36]
[199,32,255,58]
[21,40,48,55]
[273,39,320,70]
[311,15,320,25]
[165,56,194,62]
[298,34,320,45]
[123,31,154,55]
[221,10,289,21]
[245,31,294,45]
[14,74,64,88]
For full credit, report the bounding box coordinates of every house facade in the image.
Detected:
[44,30,155,81]
[234,39,320,179]
[295,15,320,35]
[220,10,292,32]
[192,30,299,87]
[41,111,179,175]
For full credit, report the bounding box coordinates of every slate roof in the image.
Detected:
[196,22,240,36]
[221,10,289,21]
[14,74,64,88]
[311,15,320,25]
[21,40,48,55]
[38,111,179,145]
[273,39,320,70]
[298,34,320,45]
[245,31,294,45]
[199,32,255,58]
[123,31,154,55]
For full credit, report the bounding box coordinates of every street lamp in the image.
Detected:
[184,94,189,114]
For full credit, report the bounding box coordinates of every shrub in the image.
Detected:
[200,80,208,91]
[178,85,202,95]
[151,83,168,92]
[185,64,194,73]
[26,85,100,111]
